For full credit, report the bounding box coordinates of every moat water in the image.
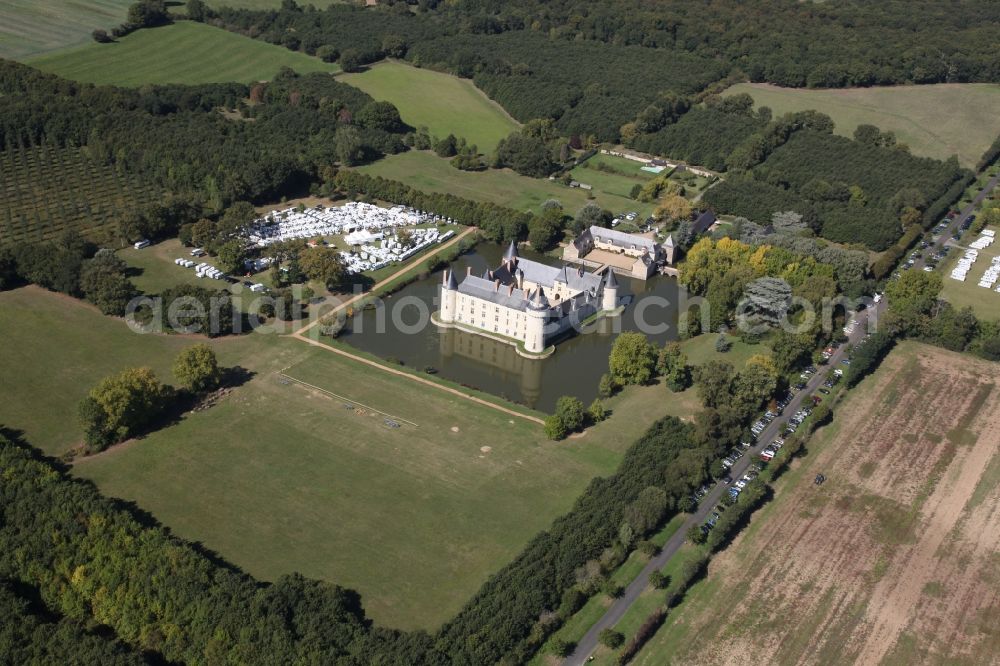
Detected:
[337,243,683,411]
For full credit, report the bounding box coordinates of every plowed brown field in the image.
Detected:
[634,341,1000,665]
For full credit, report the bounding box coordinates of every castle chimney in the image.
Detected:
[509,283,515,295]
[495,279,501,292]
[466,266,472,276]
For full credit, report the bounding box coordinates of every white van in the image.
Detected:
[134,239,150,250]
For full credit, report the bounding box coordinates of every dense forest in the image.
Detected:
[704,131,967,250]
[629,107,766,172]
[206,0,1000,144]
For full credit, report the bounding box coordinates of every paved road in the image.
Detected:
[565,172,1000,665]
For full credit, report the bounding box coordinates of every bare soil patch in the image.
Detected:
[643,342,1000,665]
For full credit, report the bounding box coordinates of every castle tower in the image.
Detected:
[524,287,549,354]
[439,267,458,323]
[602,269,618,311]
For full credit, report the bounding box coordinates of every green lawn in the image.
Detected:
[0,0,135,60]
[0,1,348,61]
[0,287,672,631]
[724,82,1000,168]
[338,61,519,152]
[680,332,770,368]
[28,22,338,86]
[356,151,646,217]
[938,224,1000,321]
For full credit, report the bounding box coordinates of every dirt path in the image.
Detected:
[290,333,544,425]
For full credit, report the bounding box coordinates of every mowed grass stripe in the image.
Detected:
[0,0,135,59]
[28,22,338,87]
[338,61,519,152]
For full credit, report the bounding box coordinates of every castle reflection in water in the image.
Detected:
[436,315,622,408]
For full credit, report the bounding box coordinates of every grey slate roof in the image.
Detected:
[589,225,657,253]
[457,275,531,310]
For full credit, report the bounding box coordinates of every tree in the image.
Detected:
[588,398,607,423]
[551,639,575,658]
[599,629,625,649]
[433,134,458,157]
[687,524,707,545]
[624,487,668,536]
[126,0,169,28]
[555,396,586,432]
[573,201,609,234]
[693,360,734,409]
[356,101,403,133]
[216,240,248,275]
[172,344,222,393]
[770,210,807,233]
[186,0,208,21]
[740,277,792,329]
[609,332,657,385]
[598,372,617,398]
[647,570,669,590]
[299,246,346,290]
[527,206,563,251]
[494,131,556,177]
[381,34,407,58]
[316,44,339,63]
[731,355,779,416]
[657,342,690,391]
[339,49,363,72]
[80,252,139,316]
[544,414,568,441]
[80,367,169,451]
[335,126,366,165]
[91,29,112,43]
[885,269,942,336]
[654,194,692,224]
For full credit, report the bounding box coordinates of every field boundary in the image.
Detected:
[277,371,419,428]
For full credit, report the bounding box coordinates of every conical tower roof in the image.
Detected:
[445,268,458,290]
[529,285,550,310]
[503,240,519,262]
[604,269,618,289]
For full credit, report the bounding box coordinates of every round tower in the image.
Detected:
[602,269,618,311]
[439,267,458,323]
[524,287,549,354]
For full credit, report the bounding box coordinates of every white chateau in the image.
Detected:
[435,242,619,356]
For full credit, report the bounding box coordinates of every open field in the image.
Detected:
[0,287,655,630]
[28,22,338,87]
[939,224,1000,322]
[0,143,161,246]
[0,1,348,60]
[724,82,1000,168]
[0,287,208,453]
[338,61,519,153]
[357,151,653,217]
[0,0,134,60]
[632,341,1000,665]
